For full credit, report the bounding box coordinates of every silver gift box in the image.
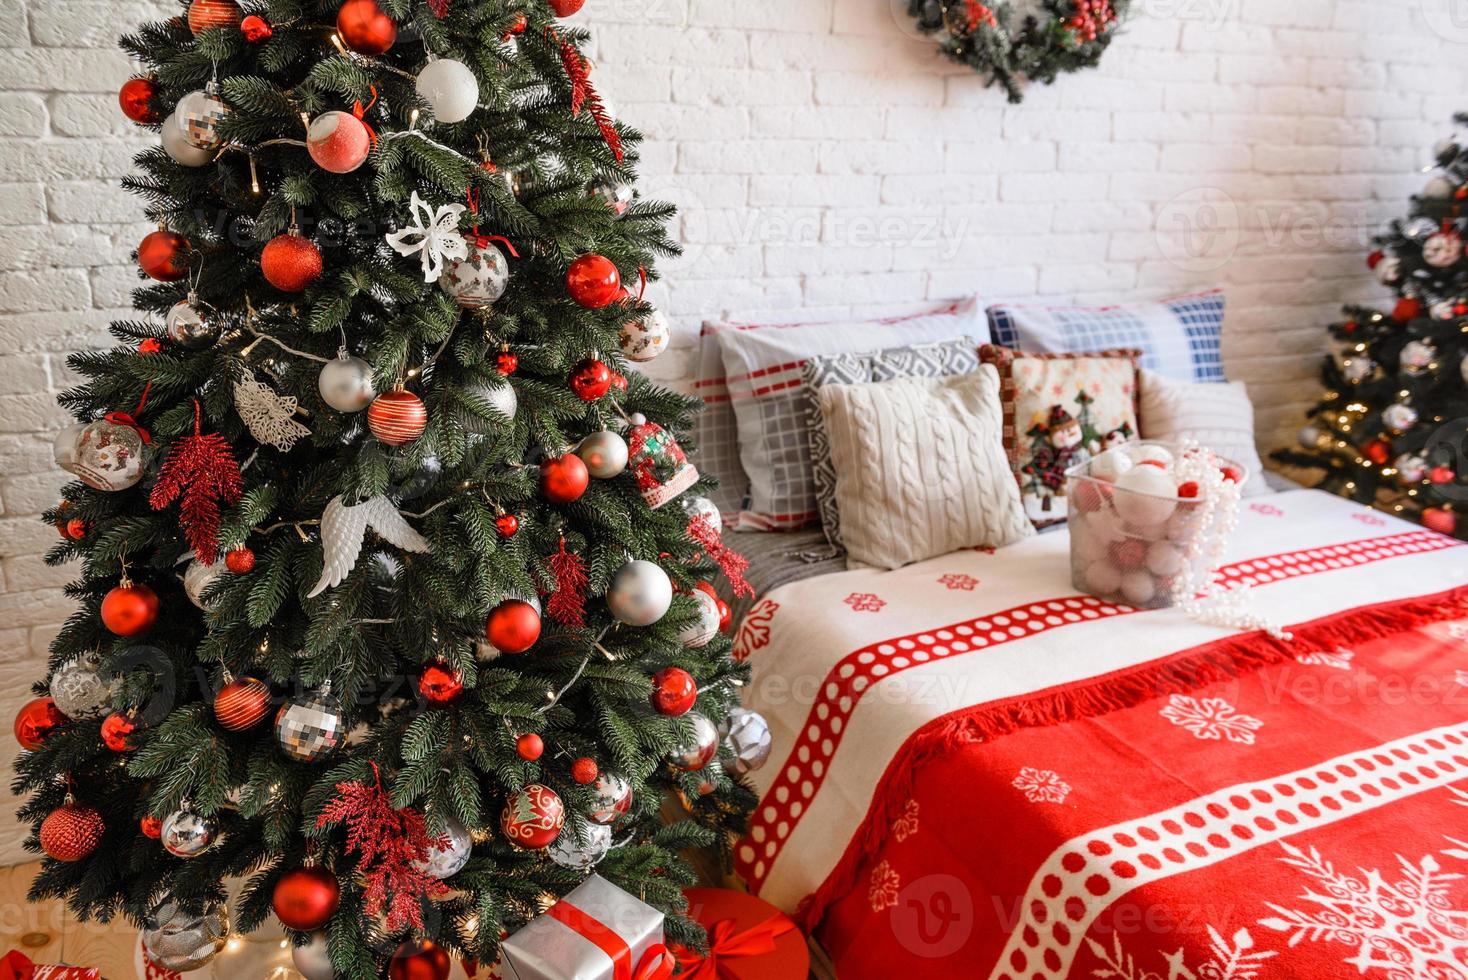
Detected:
[502,874,666,980]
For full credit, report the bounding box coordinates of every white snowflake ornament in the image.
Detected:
[234,369,310,450]
[386,192,468,282]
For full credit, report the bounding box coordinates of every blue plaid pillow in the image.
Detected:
[988,289,1225,383]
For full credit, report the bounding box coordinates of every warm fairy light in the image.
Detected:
[410,108,420,129]
[331,34,347,55]
[226,938,243,953]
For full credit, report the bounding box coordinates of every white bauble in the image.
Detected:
[1112,467,1179,526]
[1072,522,1110,564]
[1395,453,1429,483]
[1432,299,1457,320]
[607,560,673,626]
[464,378,517,433]
[1145,540,1184,578]
[679,589,721,649]
[1424,175,1456,199]
[184,559,226,610]
[1166,506,1204,543]
[1298,425,1326,450]
[50,657,112,719]
[439,240,508,309]
[318,354,377,412]
[1126,444,1174,468]
[1382,402,1418,432]
[1089,449,1133,483]
[1374,254,1402,285]
[1082,559,1122,595]
[618,308,670,363]
[576,430,629,479]
[1342,356,1374,383]
[547,821,612,870]
[416,58,479,123]
[1400,340,1436,373]
[412,817,471,879]
[1424,231,1463,268]
[292,932,335,980]
[161,111,213,166]
[1121,570,1157,607]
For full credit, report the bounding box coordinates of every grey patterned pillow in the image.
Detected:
[802,339,980,549]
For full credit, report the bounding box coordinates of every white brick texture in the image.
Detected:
[0,0,1465,861]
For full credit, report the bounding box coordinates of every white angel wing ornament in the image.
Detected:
[385,191,468,282]
[308,494,431,598]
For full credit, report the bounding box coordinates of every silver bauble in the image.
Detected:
[1401,340,1436,374]
[55,417,148,492]
[415,57,479,124]
[161,809,218,858]
[143,897,230,972]
[588,773,632,825]
[174,85,227,149]
[1342,356,1374,384]
[1383,402,1419,433]
[1424,174,1456,199]
[318,353,377,412]
[474,636,501,663]
[183,558,225,610]
[1404,216,1440,241]
[439,240,509,309]
[587,176,633,215]
[607,560,673,627]
[668,711,719,772]
[576,430,628,479]
[292,931,335,980]
[1462,353,1468,384]
[165,299,220,349]
[721,707,773,776]
[1395,453,1429,483]
[547,821,612,870]
[678,589,721,650]
[274,690,345,762]
[413,816,472,879]
[682,495,721,533]
[463,377,517,433]
[50,657,112,719]
[1297,426,1328,451]
[161,110,213,166]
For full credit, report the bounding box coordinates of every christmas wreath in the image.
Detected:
[906,0,1128,102]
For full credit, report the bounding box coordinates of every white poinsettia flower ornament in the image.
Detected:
[385,191,468,282]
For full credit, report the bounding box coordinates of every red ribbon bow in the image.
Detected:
[353,85,379,146]
[673,915,797,980]
[1,950,100,980]
[103,411,151,444]
[545,901,674,980]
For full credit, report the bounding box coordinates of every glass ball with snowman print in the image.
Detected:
[1382,402,1419,433]
[411,816,472,879]
[53,417,150,491]
[438,238,509,309]
[1400,340,1436,375]
[678,589,722,649]
[618,306,670,363]
[547,821,612,870]
[1423,230,1464,268]
[50,656,113,719]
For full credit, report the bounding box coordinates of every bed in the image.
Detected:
[729,489,1468,978]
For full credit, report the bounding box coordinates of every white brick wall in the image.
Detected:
[0,0,1463,862]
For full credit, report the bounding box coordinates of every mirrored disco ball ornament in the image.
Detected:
[143,897,230,973]
[668,711,719,771]
[274,689,345,762]
[413,816,472,879]
[439,239,509,309]
[50,657,112,719]
[54,417,149,491]
[174,83,227,150]
[161,110,213,166]
[547,821,612,870]
[721,707,772,775]
[586,176,633,215]
[161,809,218,858]
[165,298,221,349]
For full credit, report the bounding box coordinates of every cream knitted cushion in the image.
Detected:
[819,368,1033,571]
[1137,370,1270,497]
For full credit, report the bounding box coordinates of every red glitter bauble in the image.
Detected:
[1394,297,1422,322]
[261,234,322,293]
[388,939,451,980]
[540,453,589,504]
[418,662,464,706]
[501,784,564,849]
[140,814,163,839]
[1431,466,1456,485]
[571,757,598,784]
[214,676,270,731]
[240,13,272,41]
[272,865,342,931]
[225,546,255,574]
[119,77,159,124]
[650,667,697,717]
[138,230,191,282]
[40,803,105,862]
[101,712,138,752]
[569,357,612,402]
[336,0,396,53]
[548,0,586,14]
[306,111,371,174]
[14,697,65,750]
[515,732,543,761]
[486,599,541,654]
[565,255,621,309]
[494,512,520,538]
[368,390,428,447]
[495,350,519,375]
[101,582,158,637]
[1364,439,1392,466]
[187,0,241,34]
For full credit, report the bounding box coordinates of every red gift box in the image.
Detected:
[0,951,99,980]
[678,889,807,980]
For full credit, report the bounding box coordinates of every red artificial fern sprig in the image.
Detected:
[148,401,242,565]
[552,28,624,162]
[687,515,753,599]
[546,535,589,628]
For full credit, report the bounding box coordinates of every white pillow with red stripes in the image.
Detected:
[695,299,987,531]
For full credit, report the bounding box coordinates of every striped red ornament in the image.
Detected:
[368,390,427,447]
[214,676,270,731]
[187,0,241,34]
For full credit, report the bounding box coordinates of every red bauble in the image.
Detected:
[1366,250,1383,270]
[694,582,731,631]
[101,582,159,637]
[610,371,628,393]
[118,77,159,124]
[261,234,323,293]
[486,599,541,654]
[138,338,163,356]
[495,350,518,374]
[306,111,371,174]
[272,865,342,931]
[101,712,138,752]
[571,757,598,784]
[1177,481,1200,499]
[1219,464,1244,484]
[14,697,65,750]
[548,0,586,14]
[214,677,270,731]
[565,254,621,309]
[138,230,191,282]
[515,732,543,761]
[40,803,105,862]
[240,13,272,41]
[500,784,564,849]
[140,814,163,838]
[368,390,428,446]
[502,12,528,36]
[336,0,397,53]
[494,512,520,538]
[388,939,451,980]
[419,662,464,706]
[64,518,88,540]
[1424,507,1458,535]
[187,0,241,34]
[1394,297,1422,322]
[540,453,589,504]
[225,546,255,574]
[1431,466,1456,485]
[650,667,697,717]
[569,357,612,402]
[1364,439,1392,466]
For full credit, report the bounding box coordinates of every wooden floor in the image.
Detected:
[0,862,137,977]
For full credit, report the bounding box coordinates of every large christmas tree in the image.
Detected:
[1275,115,1468,540]
[14,0,763,976]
